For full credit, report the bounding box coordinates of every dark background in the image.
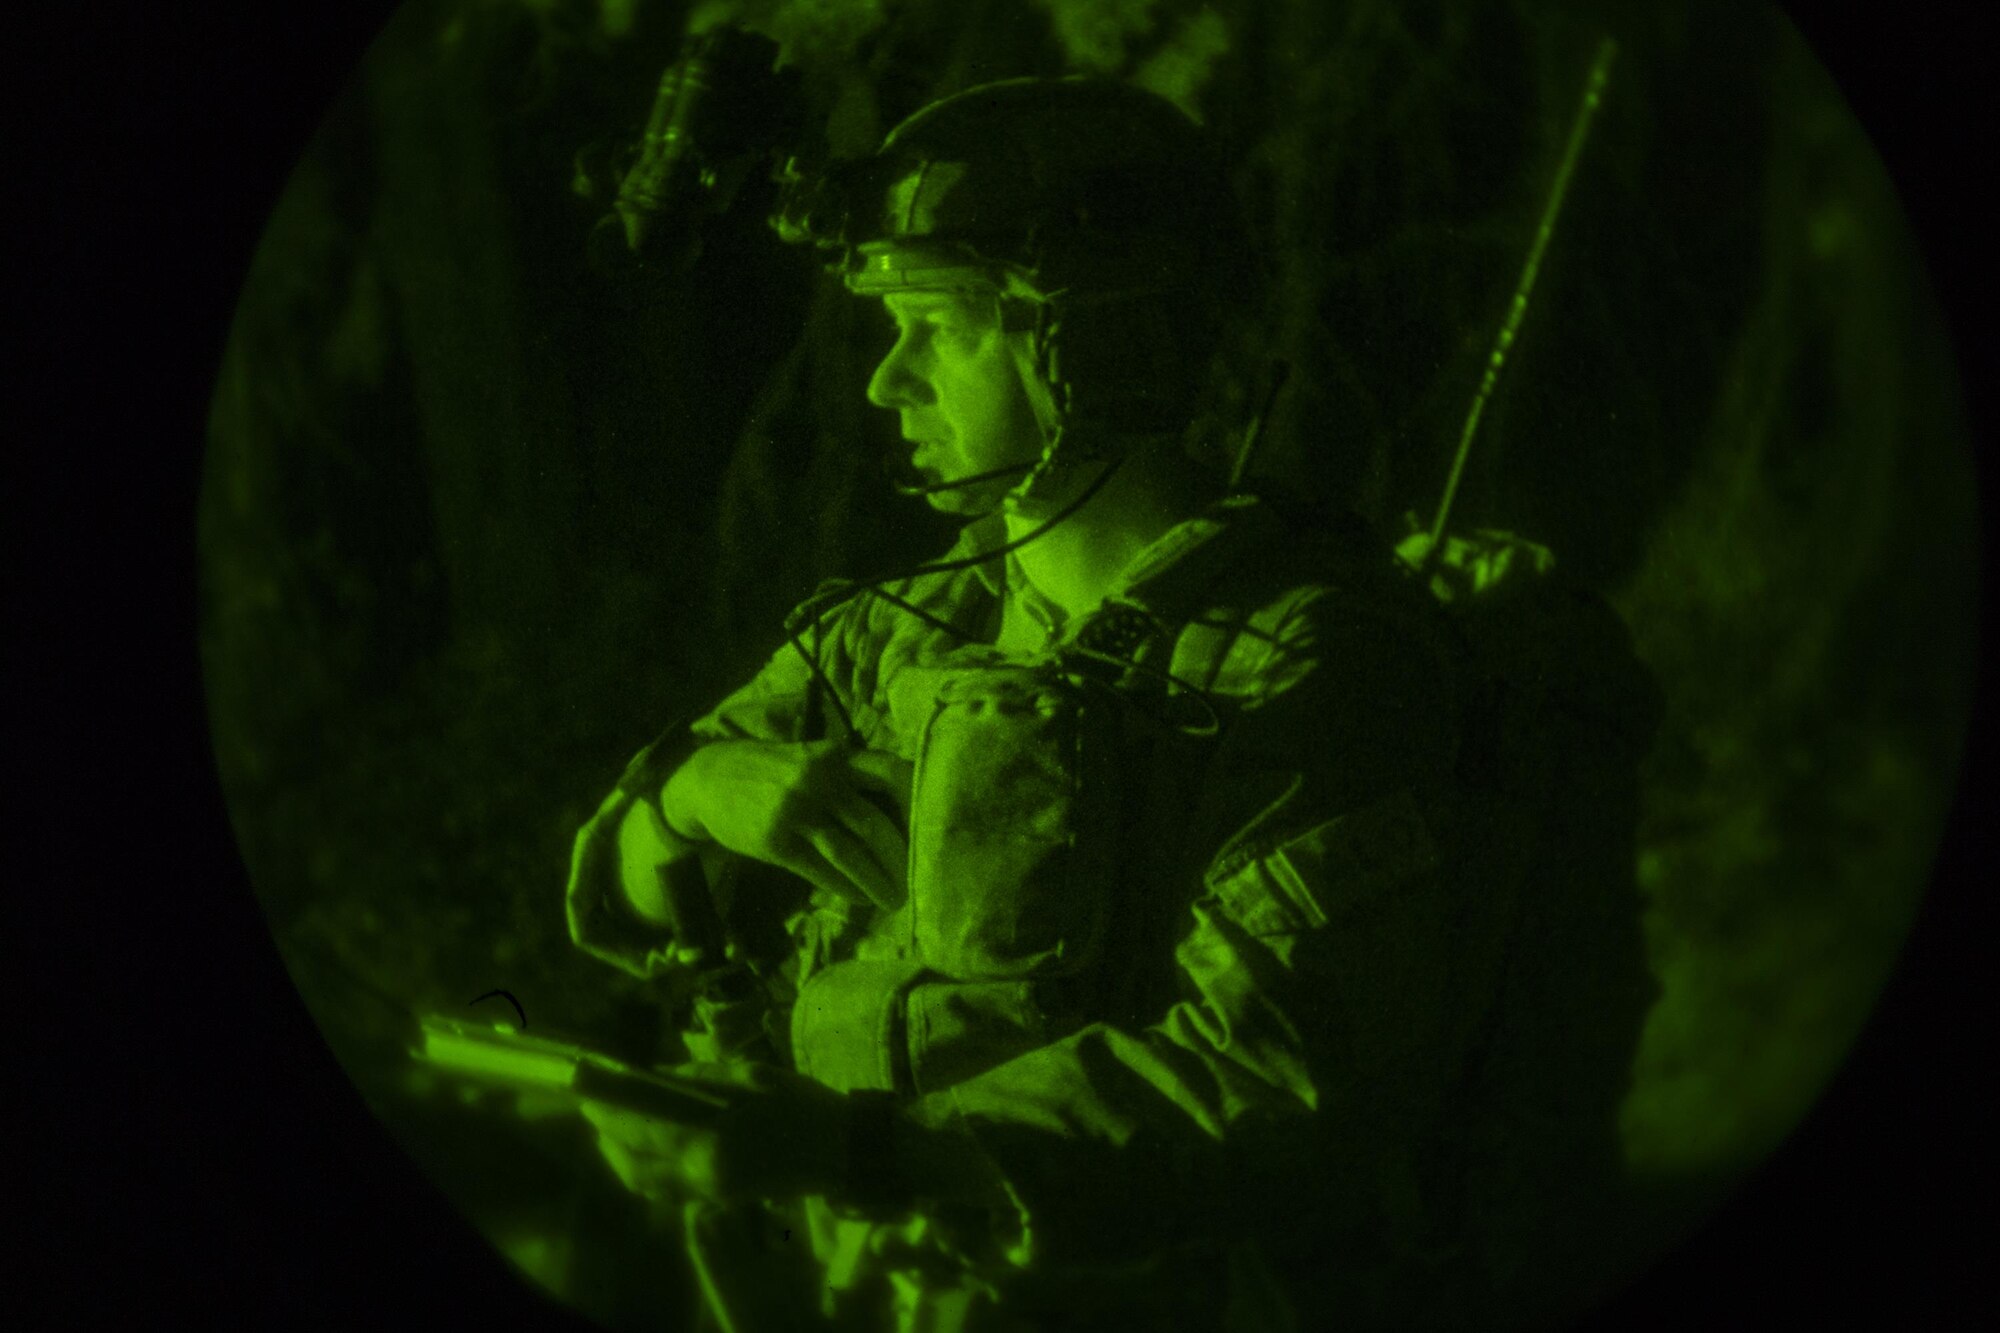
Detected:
[19,0,1992,1328]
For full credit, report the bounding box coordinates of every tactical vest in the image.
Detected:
[772,500,1470,1330]
[788,625,1222,1100]
[669,508,1660,1330]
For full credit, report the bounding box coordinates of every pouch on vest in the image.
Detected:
[906,666,1122,981]
[790,957,926,1093]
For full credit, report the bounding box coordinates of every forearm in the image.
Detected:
[659,742,725,843]
[613,801,685,928]
[611,744,724,927]
[567,730,721,975]
[570,608,837,977]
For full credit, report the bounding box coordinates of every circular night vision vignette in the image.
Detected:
[194,1,1984,1329]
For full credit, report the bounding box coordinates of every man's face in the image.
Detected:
[866,289,1045,515]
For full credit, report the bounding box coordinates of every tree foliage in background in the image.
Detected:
[197,0,1978,1321]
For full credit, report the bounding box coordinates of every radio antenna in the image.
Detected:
[1418,37,1619,570]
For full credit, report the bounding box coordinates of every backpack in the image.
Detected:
[1394,525,1665,1328]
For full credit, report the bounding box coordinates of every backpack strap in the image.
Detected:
[1062,494,1373,693]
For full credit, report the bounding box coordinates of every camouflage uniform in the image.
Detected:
[563,489,1653,1331]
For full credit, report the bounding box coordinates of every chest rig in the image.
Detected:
[789,500,1296,1099]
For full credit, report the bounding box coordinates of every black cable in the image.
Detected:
[1229,358,1292,493]
[779,456,1130,730]
[858,583,982,645]
[864,581,1225,735]
[822,453,1129,603]
[1064,645,1224,738]
[788,596,858,740]
[778,460,1229,744]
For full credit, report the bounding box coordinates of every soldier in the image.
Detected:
[565,76,1658,1331]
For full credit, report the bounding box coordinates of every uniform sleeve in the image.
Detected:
[895,584,1477,1271]
[564,611,849,980]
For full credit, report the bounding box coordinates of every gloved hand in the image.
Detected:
[1396,512,1556,602]
[661,738,914,912]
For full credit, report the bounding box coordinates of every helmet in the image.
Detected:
[774,77,1255,502]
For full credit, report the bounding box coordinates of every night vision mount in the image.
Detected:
[578,24,821,275]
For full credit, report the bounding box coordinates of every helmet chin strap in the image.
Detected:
[1000,316,1098,514]
[1008,322,1064,449]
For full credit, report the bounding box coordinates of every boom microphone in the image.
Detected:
[889,461,1037,496]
